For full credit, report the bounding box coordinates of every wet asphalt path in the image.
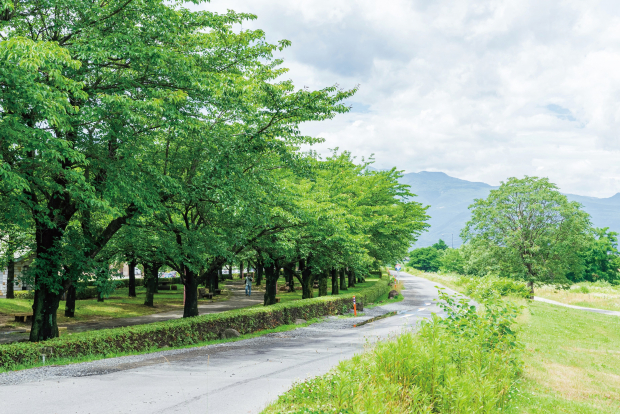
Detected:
[0,273,458,414]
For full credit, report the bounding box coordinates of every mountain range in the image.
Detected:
[400,171,620,248]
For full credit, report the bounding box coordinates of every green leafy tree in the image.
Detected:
[408,247,442,272]
[579,228,620,283]
[0,0,354,340]
[440,248,466,275]
[432,239,449,250]
[461,176,591,295]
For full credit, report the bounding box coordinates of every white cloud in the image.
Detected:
[202,0,620,197]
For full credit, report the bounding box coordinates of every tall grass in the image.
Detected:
[263,291,523,414]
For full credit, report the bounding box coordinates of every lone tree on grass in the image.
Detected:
[461,176,591,295]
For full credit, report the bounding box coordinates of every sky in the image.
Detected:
[202,0,620,198]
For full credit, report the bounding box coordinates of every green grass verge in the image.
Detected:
[0,277,390,371]
[412,269,620,413]
[509,301,620,413]
[263,291,523,413]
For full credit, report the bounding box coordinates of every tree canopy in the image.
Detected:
[461,176,591,293]
[0,1,428,341]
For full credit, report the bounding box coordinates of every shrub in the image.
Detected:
[13,287,100,301]
[14,290,34,299]
[75,287,99,300]
[264,290,523,413]
[0,279,389,371]
[408,247,442,272]
[460,276,531,299]
[114,278,145,288]
[440,248,466,275]
[576,285,590,294]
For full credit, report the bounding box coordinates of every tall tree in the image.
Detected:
[579,228,620,283]
[462,176,591,294]
[1,0,353,340]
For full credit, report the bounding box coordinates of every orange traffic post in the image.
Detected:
[353,295,357,316]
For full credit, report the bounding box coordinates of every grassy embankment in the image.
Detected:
[263,269,620,413]
[536,282,620,311]
[409,267,620,312]
[263,278,522,413]
[410,269,620,413]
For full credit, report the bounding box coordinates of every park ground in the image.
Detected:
[409,269,620,413]
[0,276,384,341]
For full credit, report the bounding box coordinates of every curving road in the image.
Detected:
[0,272,457,414]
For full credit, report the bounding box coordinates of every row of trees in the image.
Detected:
[409,177,620,292]
[0,1,428,341]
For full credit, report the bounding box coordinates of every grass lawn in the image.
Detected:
[409,269,620,413]
[512,301,620,413]
[0,276,386,330]
[406,267,620,312]
[535,282,620,312]
[0,284,231,329]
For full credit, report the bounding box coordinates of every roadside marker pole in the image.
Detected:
[353,295,357,316]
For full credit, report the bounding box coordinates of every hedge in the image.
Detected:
[0,278,389,371]
[114,278,145,288]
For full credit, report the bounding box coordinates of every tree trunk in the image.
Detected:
[240,261,244,280]
[264,262,278,305]
[340,268,348,291]
[284,264,295,292]
[256,260,264,286]
[208,269,216,293]
[64,284,76,317]
[331,268,339,295]
[528,280,535,298]
[29,226,66,342]
[97,292,104,302]
[318,272,328,296]
[183,267,199,317]
[128,259,137,297]
[143,262,159,307]
[30,289,62,341]
[6,254,14,299]
[214,267,220,293]
[300,259,313,299]
[347,268,355,288]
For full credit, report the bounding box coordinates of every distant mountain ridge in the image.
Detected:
[401,171,620,248]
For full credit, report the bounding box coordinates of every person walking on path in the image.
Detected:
[245,273,254,296]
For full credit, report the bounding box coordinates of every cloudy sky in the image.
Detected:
[203,0,620,198]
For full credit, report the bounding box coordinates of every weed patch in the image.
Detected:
[264,291,523,413]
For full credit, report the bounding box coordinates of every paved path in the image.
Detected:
[534,296,620,316]
[0,281,262,344]
[0,272,458,414]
